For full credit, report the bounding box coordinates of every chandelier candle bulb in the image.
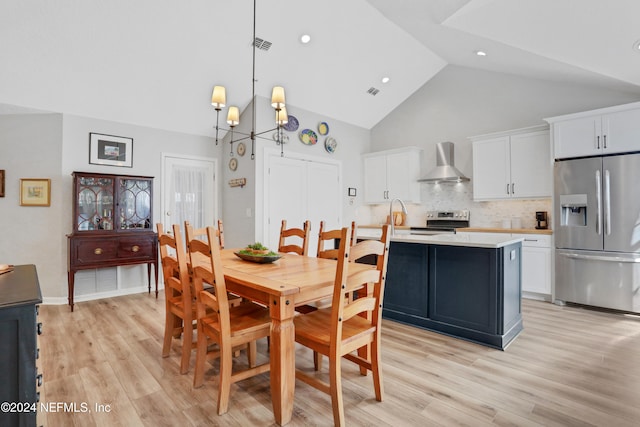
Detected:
[211,86,226,109]
[226,106,240,127]
[271,86,286,109]
[276,107,288,125]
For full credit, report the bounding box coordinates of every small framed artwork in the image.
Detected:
[20,178,51,206]
[0,170,5,197]
[89,132,133,167]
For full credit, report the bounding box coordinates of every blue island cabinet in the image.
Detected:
[382,241,523,350]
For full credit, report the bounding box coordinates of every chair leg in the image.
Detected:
[193,329,208,388]
[162,311,176,358]
[217,346,233,415]
[371,339,383,402]
[247,341,257,368]
[329,356,345,427]
[313,351,322,371]
[357,344,370,376]
[179,321,193,374]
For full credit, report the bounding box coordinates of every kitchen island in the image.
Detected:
[374,233,523,350]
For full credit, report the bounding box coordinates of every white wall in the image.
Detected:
[0,113,64,299]
[370,65,640,227]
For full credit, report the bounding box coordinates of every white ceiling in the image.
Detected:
[1,0,639,136]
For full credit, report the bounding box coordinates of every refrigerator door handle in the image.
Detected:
[604,169,611,236]
[558,251,640,263]
[596,169,602,235]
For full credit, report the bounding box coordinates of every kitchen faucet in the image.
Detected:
[389,198,408,236]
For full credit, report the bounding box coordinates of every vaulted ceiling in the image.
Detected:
[1,0,639,136]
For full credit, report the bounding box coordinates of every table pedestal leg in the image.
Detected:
[270,296,295,425]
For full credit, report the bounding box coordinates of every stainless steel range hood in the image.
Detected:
[418,141,470,183]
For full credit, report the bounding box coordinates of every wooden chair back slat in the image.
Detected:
[278,219,311,255]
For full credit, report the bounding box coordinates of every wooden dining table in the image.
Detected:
[214,248,373,426]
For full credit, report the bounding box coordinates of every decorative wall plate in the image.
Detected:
[229,157,238,171]
[282,115,299,132]
[324,137,337,153]
[299,129,318,145]
[318,121,329,136]
[237,142,246,156]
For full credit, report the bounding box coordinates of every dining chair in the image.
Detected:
[189,226,272,415]
[296,220,359,317]
[278,219,311,256]
[184,219,225,248]
[185,221,242,306]
[294,224,391,427]
[157,223,196,375]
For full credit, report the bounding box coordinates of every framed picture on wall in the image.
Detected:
[89,132,133,167]
[20,178,51,206]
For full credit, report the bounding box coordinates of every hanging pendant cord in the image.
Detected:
[250,0,257,159]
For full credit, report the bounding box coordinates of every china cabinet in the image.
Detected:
[67,171,157,311]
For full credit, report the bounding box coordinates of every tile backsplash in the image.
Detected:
[361,182,552,229]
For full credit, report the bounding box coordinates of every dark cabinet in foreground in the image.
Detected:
[383,241,522,350]
[67,171,158,311]
[0,265,42,427]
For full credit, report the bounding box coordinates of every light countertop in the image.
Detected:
[457,227,553,235]
[356,232,523,248]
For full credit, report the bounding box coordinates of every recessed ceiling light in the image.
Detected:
[476,50,487,57]
[381,77,390,84]
[300,34,311,44]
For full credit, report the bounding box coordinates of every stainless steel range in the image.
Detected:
[410,210,470,235]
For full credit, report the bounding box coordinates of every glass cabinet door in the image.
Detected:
[117,178,152,230]
[76,176,114,231]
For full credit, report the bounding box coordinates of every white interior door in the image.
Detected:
[162,154,217,232]
[265,152,341,256]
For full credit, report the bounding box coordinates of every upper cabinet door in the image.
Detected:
[548,102,640,159]
[602,108,640,155]
[553,115,600,159]
[363,147,421,204]
[510,130,551,198]
[363,155,388,204]
[472,136,510,200]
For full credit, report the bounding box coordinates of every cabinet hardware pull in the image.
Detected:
[506,184,510,194]
[596,135,600,149]
[37,322,43,335]
[603,134,607,149]
[511,183,515,194]
[37,373,43,387]
[132,245,140,252]
[94,248,103,255]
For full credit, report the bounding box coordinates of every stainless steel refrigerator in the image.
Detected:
[554,152,640,312]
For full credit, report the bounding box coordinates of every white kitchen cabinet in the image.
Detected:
[363,147,421,204]
[513,234,552,295]
[471,126,550,201]
[457,231,552,298]
[546,101,640,159]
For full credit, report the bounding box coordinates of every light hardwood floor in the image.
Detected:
[37,293,640,426]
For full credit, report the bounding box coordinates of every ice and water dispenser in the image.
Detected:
[560,194,587,226]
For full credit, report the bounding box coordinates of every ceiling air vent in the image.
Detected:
[367,87,380,96]
[254,37,272,51]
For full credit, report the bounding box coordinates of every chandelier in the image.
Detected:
[210,0,288,159]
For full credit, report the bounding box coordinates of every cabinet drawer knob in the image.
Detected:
[132,245,140,252]
[94,248,103,255]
